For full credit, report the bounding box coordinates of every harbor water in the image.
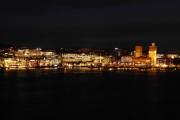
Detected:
[0,68,179,119]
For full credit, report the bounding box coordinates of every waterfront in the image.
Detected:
[0,68,179,119]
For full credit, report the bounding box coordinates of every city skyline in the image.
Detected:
[1,42,180,69]
[1,1,179,119]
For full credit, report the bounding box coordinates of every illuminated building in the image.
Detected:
[24,48,41,56]
[120,55,134,66]
[121,56,133,63]
[167,54,178,58]
[115,48,122,57]
[61,53,110,66]
[157,58,169,66]
[135,46,142,57]
[149,43,157,66]
[157,53,165,58]
[132,57,151,66]
[61,53,92,66]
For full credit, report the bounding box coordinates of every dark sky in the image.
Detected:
[1,0,180,50]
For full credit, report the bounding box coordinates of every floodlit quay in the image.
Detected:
[0,43,180,70]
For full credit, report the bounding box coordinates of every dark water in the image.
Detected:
[0,68,179,120]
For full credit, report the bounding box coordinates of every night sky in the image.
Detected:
[1,0,180,50]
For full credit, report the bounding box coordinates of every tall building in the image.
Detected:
[149,43,157,66]
[135,46,142,57]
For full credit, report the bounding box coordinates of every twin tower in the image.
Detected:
[135,43,157,66]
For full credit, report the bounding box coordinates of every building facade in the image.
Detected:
[149,43,157,66]
[135,46,142,57]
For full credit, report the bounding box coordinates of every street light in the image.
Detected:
[36,48,38,57]
[171,55,174,67]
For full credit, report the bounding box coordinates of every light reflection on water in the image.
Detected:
[0,67,179,119]
[1,67,168,72]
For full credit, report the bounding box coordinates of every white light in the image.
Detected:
[162,64,167,67]
[115,48,119,50]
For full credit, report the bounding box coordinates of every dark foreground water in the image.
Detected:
[0,68,179,120]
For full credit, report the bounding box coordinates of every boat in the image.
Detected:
[88,64,100,68]
[58,63,64,69]
[7,65,19,68]
[165,67,174,72]
[88,66,97,68]
[34,66,41,68]
[173,67,180,72]
[0,67,5,70]
[139,66,150,69]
